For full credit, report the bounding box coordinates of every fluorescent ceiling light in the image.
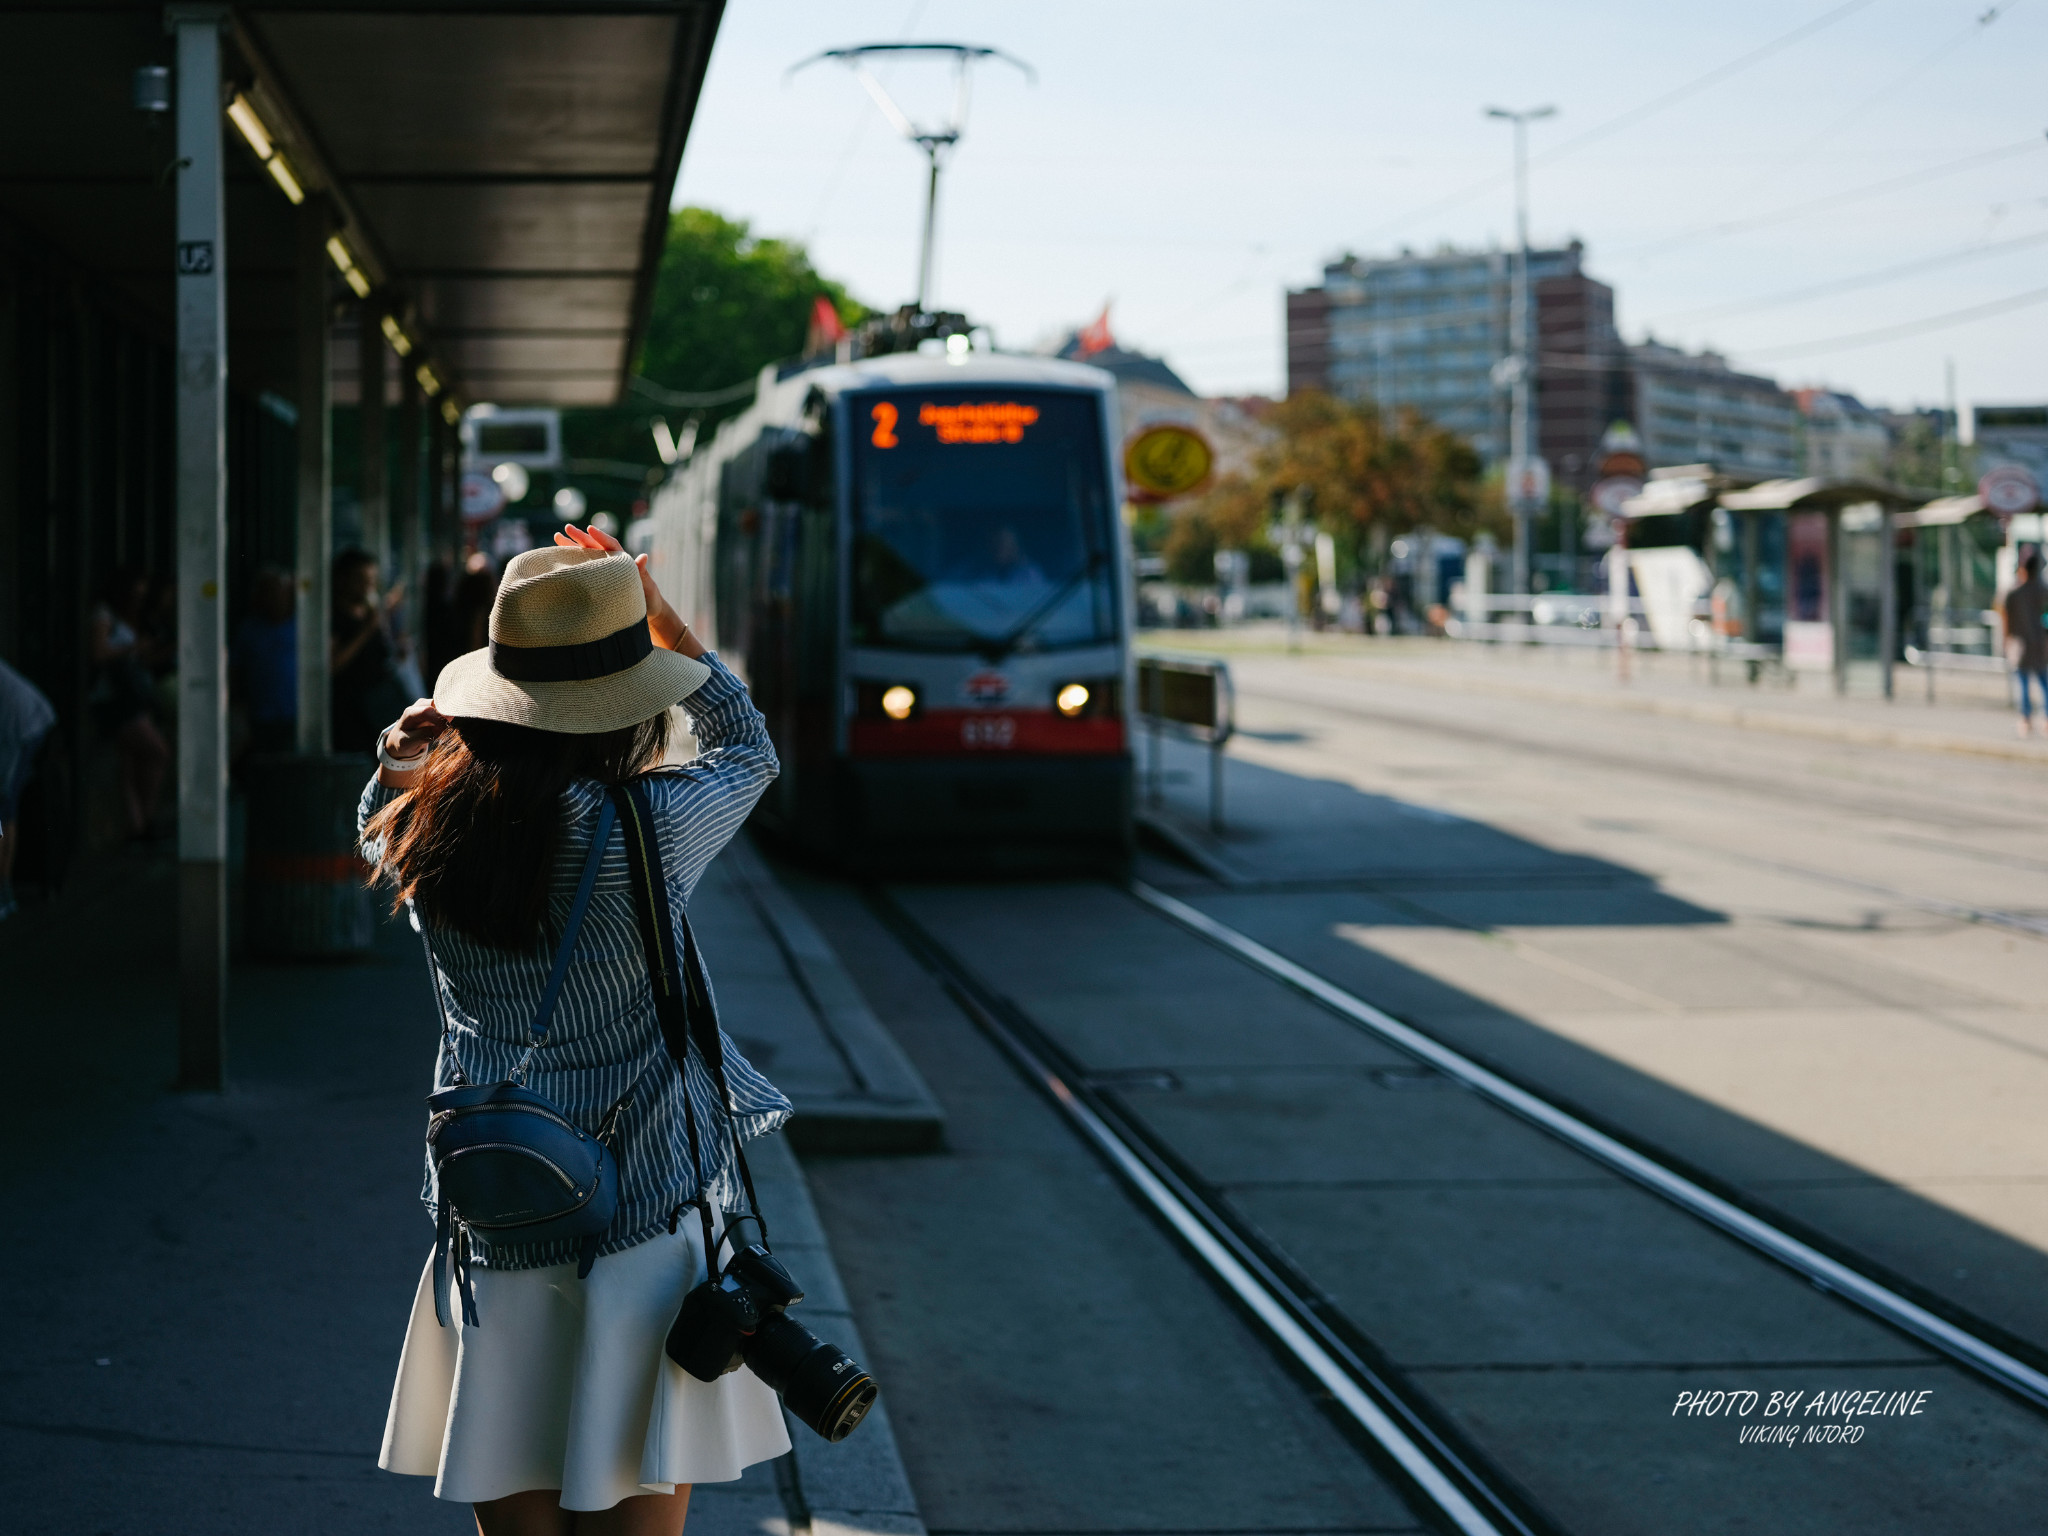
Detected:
[380,313,413,357]
[227,93,304,205]
[440,398,462,425]
[226,94,273,162]
[265,154,304,205]
[326,234,373,297]
[414,363,441,397]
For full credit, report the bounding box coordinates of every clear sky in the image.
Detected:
[674,0,2048,422]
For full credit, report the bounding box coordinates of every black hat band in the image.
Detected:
[490,619,652,683]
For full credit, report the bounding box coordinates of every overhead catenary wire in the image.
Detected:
[1647,223,2048,324]
[628,374,760,409]
[1361,0,1881,242]
[799,0,932,241]
[1736,281,2048,360]
[1532,0,1883,168]
[1696,0,2025,225]
[1620,134,2046,258]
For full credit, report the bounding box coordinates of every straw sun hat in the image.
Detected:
[433,547,711,734]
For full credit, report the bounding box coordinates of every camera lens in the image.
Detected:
[744,1311,878,1443]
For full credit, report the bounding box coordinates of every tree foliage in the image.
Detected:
[637,207,866,397]
[1163,391,1497,586]
[548,209,867,522]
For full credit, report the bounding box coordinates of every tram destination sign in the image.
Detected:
[869,399,1043,447]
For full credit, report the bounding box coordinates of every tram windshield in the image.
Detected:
[850,388,1116,654]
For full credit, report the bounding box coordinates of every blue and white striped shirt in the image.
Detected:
[357,653,792,1270]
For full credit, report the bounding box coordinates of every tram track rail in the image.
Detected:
[1128,880,2048,1414]
[866,886,1557,1536]
[861,868,2048,1536]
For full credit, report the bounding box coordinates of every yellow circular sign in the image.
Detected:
[1124,424,1214,499]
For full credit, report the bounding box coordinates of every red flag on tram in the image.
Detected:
[807,295,848,354]
[1075,303,1114,358]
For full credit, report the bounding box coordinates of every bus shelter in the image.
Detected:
[1895,495,2009,667]
[1715,476,1926,697]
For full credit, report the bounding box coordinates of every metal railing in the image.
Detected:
[1444,592,1779,660]
[1136,653,1234,833]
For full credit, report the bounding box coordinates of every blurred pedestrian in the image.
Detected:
[422,557,461,696]
[2003,546,2048,738]
[454,549,500,656]
[0,658,56,921]
[233,565,298,755]
[89,567,169,839]
[331,548,407,753]
[359,524,792,1533]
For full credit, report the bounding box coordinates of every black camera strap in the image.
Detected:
[610,778,766,1275]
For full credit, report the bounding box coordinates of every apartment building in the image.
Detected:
[1285,241,1628,490]
[1793,388,1892,480]
[1630,341,1800,479]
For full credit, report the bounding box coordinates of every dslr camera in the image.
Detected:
[667,1215,878,1442]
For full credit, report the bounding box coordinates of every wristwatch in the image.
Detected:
[378,731,428,774]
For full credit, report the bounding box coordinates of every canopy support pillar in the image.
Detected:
[295,198,333,755]
[1879,506,1897,701]
[171,3,229,1092]
[358,300,387,570]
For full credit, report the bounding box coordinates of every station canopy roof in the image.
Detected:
[1717,476,1925,513]
[0,1,722,407]
[1896,495,1989,528]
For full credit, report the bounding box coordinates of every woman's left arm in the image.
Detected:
[551,523,776,900]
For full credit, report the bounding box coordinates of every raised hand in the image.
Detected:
[551,524,703,658]
[388,697,450,759]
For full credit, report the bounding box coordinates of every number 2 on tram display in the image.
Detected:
[870,401,899,449]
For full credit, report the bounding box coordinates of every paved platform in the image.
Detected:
[1149,627,2047,764]
[698,838,945,1156]
[0,832,927,1536]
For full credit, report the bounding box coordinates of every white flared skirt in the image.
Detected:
[378,1226,791,1511]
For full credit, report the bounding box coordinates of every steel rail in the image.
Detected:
[868,891,1543,1536]
[1130,880,2048,1412]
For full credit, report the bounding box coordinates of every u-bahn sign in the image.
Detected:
[1980,464,2040,516]
[1124,424,1214,501]
[460,471,506,523]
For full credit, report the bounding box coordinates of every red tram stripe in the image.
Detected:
[850,710,1125,758]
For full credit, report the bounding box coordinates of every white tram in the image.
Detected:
[645,333,1135,867]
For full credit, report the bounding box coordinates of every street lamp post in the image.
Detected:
[1485,104,1555,603]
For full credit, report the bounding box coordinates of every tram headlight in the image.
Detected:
[1055,683,1091,718]
[880,685,918,721]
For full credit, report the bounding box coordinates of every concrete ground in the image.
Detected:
[0,830,922,1536]
[1154,627,2039,763]
[774,634,2048,1536]
[1145,637,2048,1351]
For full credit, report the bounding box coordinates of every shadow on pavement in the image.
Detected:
[1123,734,2048,1363]
[2,852,468,1535]
[1142,734,1725,929]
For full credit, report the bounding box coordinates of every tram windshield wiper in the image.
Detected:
[978,553,1107,662]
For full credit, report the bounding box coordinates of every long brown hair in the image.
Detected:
[366,713,671,949]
